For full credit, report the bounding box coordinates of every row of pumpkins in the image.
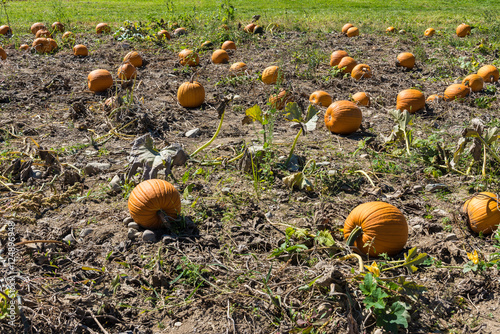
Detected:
[129,179,500,256]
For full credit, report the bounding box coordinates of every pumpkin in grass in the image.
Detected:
[344,202,408,257]
[477,65,499,83]
[200,41,213,49]
[346,27,359,37]
[177,79,205,108]
[0,25,12,36]
[124,51,143,67]
[51,21,65,33]
[424,28,435,37]
[73,44,88,56]
[211,49,229,64]
[463,192,500,235]
[426,94,443,102]
[46,38,58,52]
[309,91,332,107]
[330,50,348,67]
[0,47,6,60]
[128,179,181,229]
[351,64,372,80]
[244,23,256,33]
[96,23,111,34]
[262,66,280,85]
[117,63,137,80]
[456,23,471,37]
[352,92,370,107]
[396,52,415,69]
[269,90,293,110]
[62,31,74,42]
[324,100,362,135]
[341,23,354,34]
[173,27,187,36]
[443,84,470,101]
[19,44,29,51]
[157,30,171,40]
[30,22,46,35]
[87,69,113,92]
[396,89,425,113]
[462,74,483,92]
[36,29,52,38]
[337,56,357,74]
[386,26,395,33]
[178,49,199,66]
[221,40,236,50]
[32,38,50,54]
[229,62,247,76]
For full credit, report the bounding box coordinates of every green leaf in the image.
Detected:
[316,230,335,247]
[81,266,103,272]
[283,102,303,123]
[389,301,411,328]
[304,104,319,123]
[402,247,428,273]
[242,105,264,125]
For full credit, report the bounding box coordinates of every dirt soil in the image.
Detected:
[1,27,500,334]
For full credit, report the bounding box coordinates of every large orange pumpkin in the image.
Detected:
[124,51,143,67]
[87,69,113,92]
[477,65,499,83]
[73,44,88,57]
[262,66,280,85]
[396,89,425,113]
[46,38,58,52]
[344,202,408,257]
[211,49,229,64]
[351,64,372,80]
[330,50,348,67]
[309,91,332,107]
[178,49,199,66]
[337,56,357,73]
[396,52,415,69]
[32,38,50,54]
[462,74,483,92]
[229,62,247,76]
[177,80,205,108]
[324,100,362,135]
[128,179,182,229]
[443,84,470,101]
[352,92,370,107]
[456,23,471,37]
[221,41,236,50]
[463,192,500,235]
[117,63,137,80]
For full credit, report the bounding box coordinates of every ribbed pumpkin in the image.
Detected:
[344,202,408,257]
[346,27,359,37]
[117,63,137,80]
[211,49,229,64]
[463,192,500,235]
[396,52,415,69]
[352,92,370,107]
[124,51,143,67]
[337,56,357,73]
[0,47,6,60]
[341,23,354,34]
[177,80,205,108]
[396,89,425,113]
[477,65,499,83]
[443,84,470,101]
[51,21,65,32]
[30,22,46,35]
[0,25,12,36]
[229,62,247,76]
[269,90,293,110]
[35,29,52,38]
[178,49,199,67]
[32,38,50,54]
[73,44,88,57]
[309,91,332,107]
[386,26,395,33]
[46,38,58,52]
[96,23,111,34]
[157,30,171,40]
[424,28,435,37]
[128,179,182,229]
[221,41,236,50]
[330,50,348,67]
[244,23,256,33]
[324,100,362,135]
[462,74,483,92]
[426,94,443,102]
[262,66,280,85]
[62,31,74,42]
[456,23,471,37]
[19,44,29,51]
[351,64,372,80]
[87,69,113,92]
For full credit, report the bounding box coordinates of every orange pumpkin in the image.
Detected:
[35,29,52,38]
[46,38,58,52]
[351,64,372,80]
[221,41,236,50]
[386,26,395,33]
[462,74,483,92]
[51,21,65,33]
[269,90,293,110]
[62,31,74,42]
[30,22,46,35]
[344,202,408,257]
[337,56,357,73]
[32,38,50,54]
[341,23,354,34]
[324,100,362,135]
[178,49,199,66]
[352,92,370,107]
[0,25,12,36]
[330,50,348,67]
[157,30,171,40]
[19,44,29,51]
[128,179,181,229]
[211,49,229,64]
[477,65,499,83]
[456,23,471,37]
[96,23,111,34]
[124,51,143,67]
[244,23,256,33]
[229,62,247,76]
[73,44,88,57]
[443,84,470,101]
[426,94,443,102]
[463,192,500,235]
[177,80,205,108]
[117,63,137,80]
[309,91,332,107]
[262,66,280,85]
[346,27,359,37]
[396,52,415,69]
[201,41,213,49]
[396,89,425,113]
[87,69,113,92]
[173,27,187,36]
[424,28,435,37]
[0,47,6,60]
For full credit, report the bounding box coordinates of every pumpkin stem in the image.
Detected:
[346,225,363,247]
[189,70,197,83]
[157,210,173,228]
[338,253,364,273]
[190,107,226,158]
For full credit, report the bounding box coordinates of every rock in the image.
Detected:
[221,187,231,195]
[128,222,140,230]
[432,209,449,217]
[185,128,200,138]
[174,322,182,327]
[412,224,423,233]
[413,185,423,192]
[127,228,140,240]
[123,217,134,226]
[327,170,337,176]
[445,233,458,241]
[110,175,122,192]
[79,228,93,238]
[142,230,156,242]
[359,154,369,159]
[31,169,42,179]
[84,162,111,176]
[425,183,448,192]
[265,212,273,219]
[181,199,192,206]
[63,234,76,244]
[233,95,241,100]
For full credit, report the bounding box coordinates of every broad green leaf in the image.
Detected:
[401,247,428,273]
[316,230,335,247]
[305,104,319,123]
[283,102,303,123]
[242,105,263,125]
[389,301,411,328]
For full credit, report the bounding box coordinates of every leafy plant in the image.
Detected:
[384,109,415,155]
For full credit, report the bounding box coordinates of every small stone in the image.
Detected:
[412,225,423,233]
[181,199,192,206]
[221,187,231,195]
[31,169,42,179]
[128,222,140,230]
[413,185,423,192]
[63,234,76,244]
[316,162,330,167]
[265,212,273,218]
[174,322,182,327]
[233,95,241,100]
[432,209,448,217]
[142,230,156,242]
[445,233,458,241]
[110,175,122,192]
[327,170,337,176]
[359,154,369,159]
[374,329,385,334]
[79,228,93,238]
[425,183,448,192]
[123,217,134,226]
[128,228,138,240]
[84,162,111,176]
[185,128,200,138]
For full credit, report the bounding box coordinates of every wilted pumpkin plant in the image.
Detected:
[384,109,415,155]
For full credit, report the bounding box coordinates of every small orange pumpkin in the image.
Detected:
[19,44,29,51]
[221,41,236,50]
[424,28,435,37]
[229,62,247,76]
[344,202,408,257]
[211,49,229,64]
[426,94,443,102]
[32,38,50,54]
[444,84,470,101]
[201,41,213,49]
[341,23,354,34]
[463,192,500,235]
[0,47,6,60]
[51,21,65,33]
[0,25,12,36]
[173,27,187,36]
[244,23,256,33]
[351,64,372,80]
[30,22,46,35]
[269,90,294,110]
[346,27,359,37]
[309,91,332,107]
[87,69,113,92]
[462,74,483,92]
[35,29,52,38]
[46,38,58,52]
[477,65,499,83]
[73,44,88,57]
[262,66,281,85]
[396,52,415,69]
[337,56,357,73]
[117,63,137,80]
[128,179,182,229]
[124,51,143,67]
[386,26,395,33]
[62,31,74,42]
[178,49,199,67]
[177,79,205,108]
[456,23,471,37]
[330,50,348,67]
[157,30,171,40]
[96,23,111,34]
[324,100,362,135]
[352,92,370,107]
[396,89,425,113]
